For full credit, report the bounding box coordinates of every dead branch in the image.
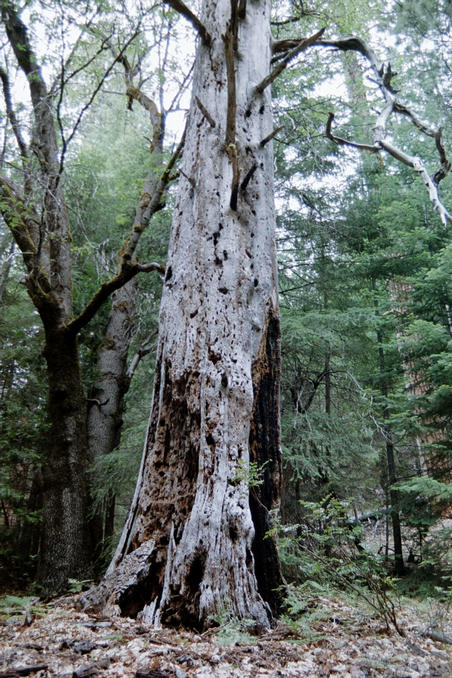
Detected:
[326,113,452,226]
[433,130,451,185]
[260,126,284,148]
[164,0,212,47]
[0,66,29,163]
[126,331,158,381]
[126,84,162,133]
[240,163,257,192]
[318,35,451,226]
[422,629,452,645]
[325,112,379,153]
[195,96,216,127]
[256,28,325,95]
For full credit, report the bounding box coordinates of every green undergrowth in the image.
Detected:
[0,594,48,622]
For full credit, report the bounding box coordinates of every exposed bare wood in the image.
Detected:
[380,140,452,225]
[325,112,379,153]
[90,0,282,629]
[319,35,451,226]
[126,84,162,140]
[422,630,452,645]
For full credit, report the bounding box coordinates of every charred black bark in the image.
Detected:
[249,307,284,615]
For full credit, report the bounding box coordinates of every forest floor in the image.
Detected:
[0,592,451,677]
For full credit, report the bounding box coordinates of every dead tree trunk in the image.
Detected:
[84,0,283,629]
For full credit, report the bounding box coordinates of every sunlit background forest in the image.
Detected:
[1,0,451,634]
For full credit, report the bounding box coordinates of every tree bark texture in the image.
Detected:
[90,0,283,629]
[87,279,137,550]
[37,329,96,591]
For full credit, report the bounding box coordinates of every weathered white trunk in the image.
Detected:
[86,0,282,629]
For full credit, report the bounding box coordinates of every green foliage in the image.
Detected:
[278,498,403,634]
[0,595,47,622]
[67,578,93,593]
[211,607,257,646]
[232,460,269,488]
[0,252,46,585]
[282,582,331,642]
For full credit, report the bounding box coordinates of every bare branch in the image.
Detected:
[256,28,325,96]
[260,126,284,148]
[325,112,379,153]
[58,29,141,174]
[271,16,302,27]
[195,96,216,127]
[136,261,166,273]
[393,102,436,137]
[126,332,158,382]
[0,65,28,162]
[126,84,161,132]
[165,61,194,114]
[240,163,257,192]
[163,0,212,47]
[380,140,452,225]
[318,35,451,226]
[314,36,381,71]
[433,130,451,185]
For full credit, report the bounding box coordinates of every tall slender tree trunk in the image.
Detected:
[373,283,405,576]
[87,279,137,552]
[84,0,283,629]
